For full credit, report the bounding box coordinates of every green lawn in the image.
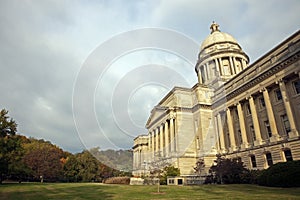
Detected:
[0,183,300,200]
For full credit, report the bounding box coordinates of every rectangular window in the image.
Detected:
[281,114,291,134]
[246,103,251,115]
[250,155,257,168]
[284,149,293,162]
[274,89,282,101]
[259,97,265,108]
[266,153,273,166]
[293,80,300,94]
[238,130,242,143]
[250,125,256,141]
[235,109,239,121]
[264,120,272,138]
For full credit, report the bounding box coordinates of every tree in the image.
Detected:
[23,139,66,182]
[148,154,170,193]
[0,109,17,137]
[63,155,81,182]
[76,150,101,182]
[206,155,249,184]
[194,158,205,177]
[0,109,18,183]
[161,165,180,185]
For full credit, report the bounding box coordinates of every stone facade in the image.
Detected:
[133,22,300,177]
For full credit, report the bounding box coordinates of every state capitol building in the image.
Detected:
[133,22,300,180]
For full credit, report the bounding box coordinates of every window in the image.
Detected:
[259,97,265,108]
[238,130,242,143]
[284,149,293,161]
[223,59,231,75]
[168,179,175,184]
[281,114,291,134]
[250,125,256,141]
[246,103,251,115]
[264,120,272,138]
[177,179,183,185]
[274,89,282,101]
[293,80,300,94]
[234,109,239,121]
[235,58,242,73]
[266,153,273,166]
[250,155,257,168]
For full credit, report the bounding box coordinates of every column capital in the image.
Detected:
[246,95,252,100]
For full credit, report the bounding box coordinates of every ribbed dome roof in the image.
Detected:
[200,22,239,50]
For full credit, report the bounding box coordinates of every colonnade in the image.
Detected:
[197,56,248,84]
[148,116,177,159]
[215,80,298,152]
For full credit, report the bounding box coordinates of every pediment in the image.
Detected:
[146,106,168,128]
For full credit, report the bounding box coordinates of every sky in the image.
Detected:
[0,0,300,153]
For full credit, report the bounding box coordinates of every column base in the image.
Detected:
[240,143,249,150]
[270,135,281,142]
[229,146,237,152]
[254,140,264,146]
[289,130,299,138]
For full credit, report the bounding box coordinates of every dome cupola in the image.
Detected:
[195,22,249,85]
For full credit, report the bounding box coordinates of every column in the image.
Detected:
[217,113,226,152]
[218,58,223,75]
[197,71,203,84]
[160,124,164,157]
[170,118,174,153]
[214,58,220,76]
[164,121,169,157]
[248,96,263,144]
[279,80,299,137]
[151,131,155,158]
[233,57,237,71]
[226,108,236,151]
[229,56,235,75]
[237,102,249,148]
[147,133,151,162]
[262,88,280,141]
[148,133,151,151]
[242,59,247,69]
[155,128,159,155]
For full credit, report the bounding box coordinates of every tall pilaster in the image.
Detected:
[248,96,263,145]
[226,108,236,151]
[151,131,155,159]
[217,113,226,152]
[155,128,159,155]
[262,88,280,141]
[279,80,299,137]
[170,118,174,154]
[164,121,169,157]
[160,125,164,157]
[237,102,249,148]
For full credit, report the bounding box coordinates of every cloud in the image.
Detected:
[0,0,299,153]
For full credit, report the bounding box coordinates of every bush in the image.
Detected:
[103,177,130,184]
[258,160,300,187]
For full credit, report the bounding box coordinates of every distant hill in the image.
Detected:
[89,147,133,172]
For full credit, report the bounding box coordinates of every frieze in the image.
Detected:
[216,52,300,103]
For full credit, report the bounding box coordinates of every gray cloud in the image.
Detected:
[0,0,299,153]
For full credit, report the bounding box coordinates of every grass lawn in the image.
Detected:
[0,183,300,200]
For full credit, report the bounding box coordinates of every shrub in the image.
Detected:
[103,177,130,184]
[258,160,300,187]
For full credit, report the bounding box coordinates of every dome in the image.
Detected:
[200,22,239,50]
